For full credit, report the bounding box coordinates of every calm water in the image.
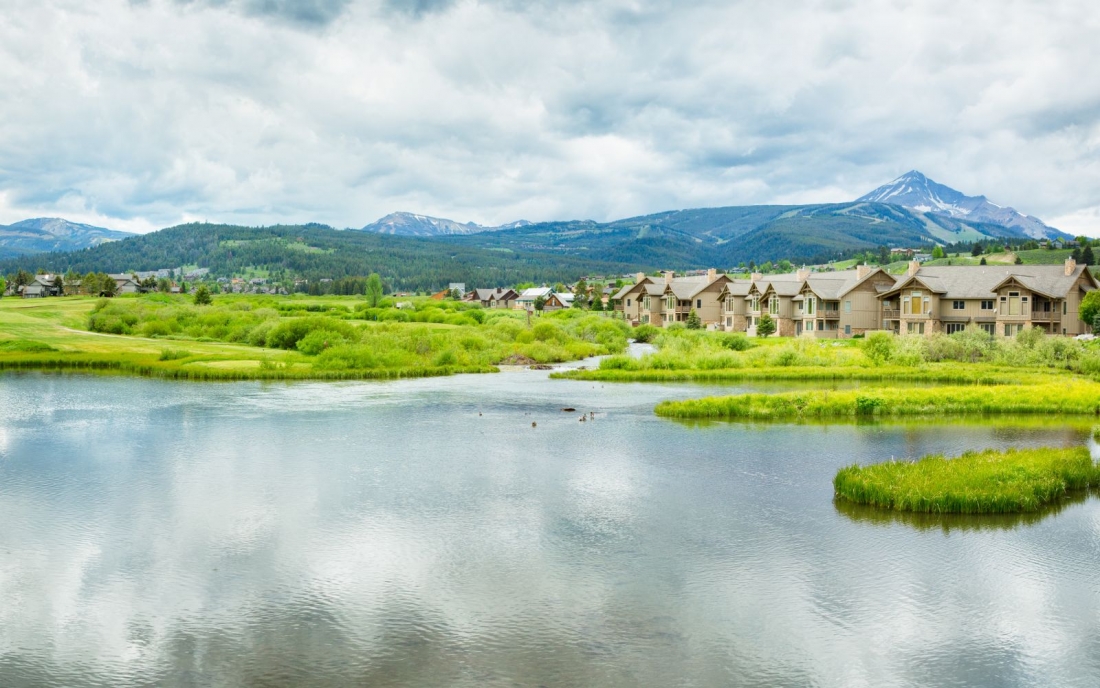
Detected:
[1,361,1099,687]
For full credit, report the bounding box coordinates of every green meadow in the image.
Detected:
[0,294,630,381]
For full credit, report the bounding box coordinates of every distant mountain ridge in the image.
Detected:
[0,217,133,258]
[361,211,531,236]
[856,170,1065,240]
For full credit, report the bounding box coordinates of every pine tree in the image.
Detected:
[757,313,776,338]
[1081,245,1095,266]
[686,308,702,329]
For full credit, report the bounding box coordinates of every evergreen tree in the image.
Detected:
[193,285,212,305]
[590,294,603,311]
[979,257,987,265]
[756,313,776,338]
[686,308,702,329]
[971,243,984,256]
[1081,245,1095,266]
[533,295,546,312]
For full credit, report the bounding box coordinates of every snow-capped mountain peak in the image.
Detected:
[856,171,1064,240]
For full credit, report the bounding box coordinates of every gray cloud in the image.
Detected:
[1,0,1099,235]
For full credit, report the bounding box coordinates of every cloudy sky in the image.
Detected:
[1,0,1098,235]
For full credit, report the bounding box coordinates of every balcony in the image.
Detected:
[1030,310,1059,322]
[822,309,840,319]
[883,309,900,320]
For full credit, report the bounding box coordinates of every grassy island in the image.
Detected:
[0,295,629,381]
[833,447,1100,513]
[653,381,1100,420]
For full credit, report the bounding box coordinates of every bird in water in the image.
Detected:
[532,421,537,428]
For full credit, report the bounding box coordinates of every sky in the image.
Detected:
[1,0,1098,235]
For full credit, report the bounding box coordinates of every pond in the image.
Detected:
[1,363,1098,686]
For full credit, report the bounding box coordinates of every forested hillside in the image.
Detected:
[0,223,649,291]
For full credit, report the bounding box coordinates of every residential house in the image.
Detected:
[448,283,466,297]
[651,269,731,327]
[748,271,806,337]
[717,279,754,331]
[611,273,654,324]
[878,259,1098,337]
[514,287,552,310]
[794,267,898,338]
[22,275,63,298]
[464,288,519,309]
[108,274,142,294]
[543,293,575,311]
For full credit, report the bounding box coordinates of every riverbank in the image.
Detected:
[653,381,1100,420]
[833,447,1100,513]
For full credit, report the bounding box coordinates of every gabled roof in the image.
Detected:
[470,288,518,301]
[517,287,552,300]
[801,268,897,300]
[881,265,1095,300]
[718,279,753,297]
[613,279,653,301]
[662,275,729,299]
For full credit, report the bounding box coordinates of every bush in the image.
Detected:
[632,324,660,343]
[716,332,752,351]
[296,329,349,355]
[862,331,896,365]
[265,316,357,350]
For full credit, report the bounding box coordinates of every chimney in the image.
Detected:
[750,272,763,281]
[707,268,717,284]
[856,264,872,280]
[664,271,674,285]
[635,272,646,284]
[908,260,920,277]
[1065,257,1077,276]
[796,267,811,281]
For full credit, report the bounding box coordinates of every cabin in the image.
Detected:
[464,288,519,309]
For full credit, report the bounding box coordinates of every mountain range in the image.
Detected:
[0,218,134,258]
[0,172,1076,281]
[361,212,531,236]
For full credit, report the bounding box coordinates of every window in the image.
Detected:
[724,296,733,311]
[817,320,823,331]
[806,297,816,315]
[902,297,910,315]
[844,300,852,313]
[1063,302,1068,315]
[981,300,994,310]
[1005,323,1016,336]
[979,323,996,335]
[952,300,965,310]
[666,295,676,311]
[769,295,779,315]
[643,296,651,310]
[726,317,732,327]
[946,323,966,334]
[626,298,631,307]
[844,325,851,335]
[751,297,760,312]
[641,314,650,324]
[907,322,925,335]
[696,299,702,309]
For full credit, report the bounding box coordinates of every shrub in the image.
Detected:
[158,348,190,361]
[716,332,752,351]
[862,331,896,365]
[632,324,660,343]
[296,329,349,355]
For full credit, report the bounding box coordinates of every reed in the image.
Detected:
[653,381,1100,420]
[833,447,1100,513]
[553,365,1034,385]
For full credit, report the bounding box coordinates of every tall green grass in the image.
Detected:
[653,381,1100,420]
[833,447,1100,513]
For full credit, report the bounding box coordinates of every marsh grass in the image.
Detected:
[833,447,1100,513]
[0,339,57,353]
[653,381,1100,420]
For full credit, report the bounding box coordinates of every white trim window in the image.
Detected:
[768,295,780,315]
[806,296,816,316]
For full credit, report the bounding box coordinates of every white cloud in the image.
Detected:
[1,0,1098,235]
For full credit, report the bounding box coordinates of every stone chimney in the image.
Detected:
[635,272,646,284]
[664,271,674,285]
[908,260,920,277]
[796,267,811,281]
[856,264,872,280]
[750,272,763,281]
[1065,257,1077,276]
[707,268,717,284]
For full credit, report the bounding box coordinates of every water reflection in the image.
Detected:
[834,490,1098,533]
[2,370,1100,686]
